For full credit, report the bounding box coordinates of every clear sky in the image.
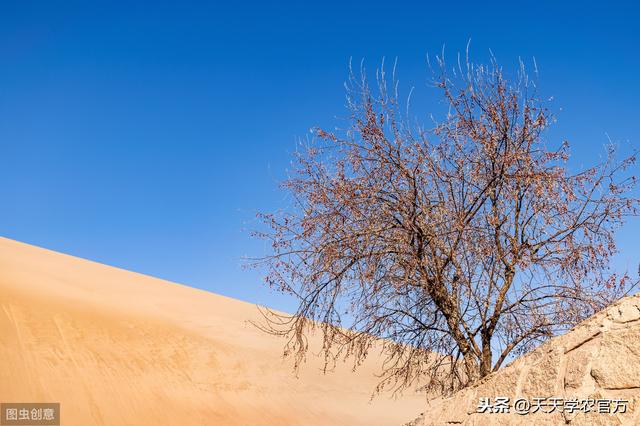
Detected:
[1,1,639,312]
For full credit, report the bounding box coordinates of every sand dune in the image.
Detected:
[0,237,425,425]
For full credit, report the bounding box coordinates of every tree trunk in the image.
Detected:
[480,341,492,378]
[463,352,480,384]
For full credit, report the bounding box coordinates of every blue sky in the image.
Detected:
[1,1,639,312]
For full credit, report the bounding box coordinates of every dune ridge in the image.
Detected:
[0,237,425,425]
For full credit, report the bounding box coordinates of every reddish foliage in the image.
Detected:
[250,55,639,396]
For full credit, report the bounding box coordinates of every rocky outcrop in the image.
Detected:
[405,294,640,425]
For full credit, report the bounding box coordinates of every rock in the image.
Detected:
[564,343,597,391]
[591,327,640,390]
[405,294,640,425]
[607,302,640,324]
[520,350,561,397]
[479,365,520,402]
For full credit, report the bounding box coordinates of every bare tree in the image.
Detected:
[250,53,639,396]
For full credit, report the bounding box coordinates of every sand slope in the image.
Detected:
[0,237,424,425]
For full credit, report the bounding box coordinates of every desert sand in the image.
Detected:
[0,237,425,425]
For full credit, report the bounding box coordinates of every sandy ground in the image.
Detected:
[0,237,426,425]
